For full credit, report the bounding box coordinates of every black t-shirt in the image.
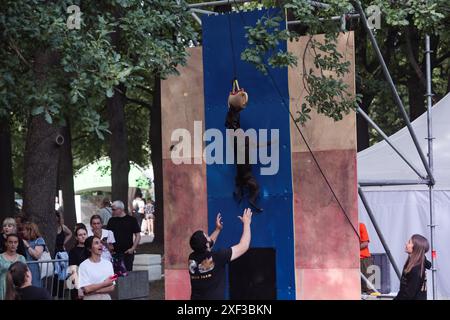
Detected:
[16,286,52,300]
[0,234,26,256]
[68,246,87,266]
[189,248,232,300]
[107,215,140,254]
[55,229,66,253]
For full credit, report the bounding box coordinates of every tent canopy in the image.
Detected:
[358,92,450,190]
[74,157,153,194]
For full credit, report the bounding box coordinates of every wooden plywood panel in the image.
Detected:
[288,33,356,153]
[165,269,191,300]
[295,268,361,300]
[292,150,359,270]
[161,47,205,160]
[163,159,208,269]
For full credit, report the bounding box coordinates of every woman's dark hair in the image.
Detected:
[404,234,430,275]
[14,213,28,224]
[90,214,103,225]
[74,223,87,233]
[5,261,29,300]
[84,235,101,257]
[5,233,19,242]
[135,188,143,198]
[74,225,88,245]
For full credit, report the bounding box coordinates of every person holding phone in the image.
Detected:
[78,236,115,300]
[87,215,115,262]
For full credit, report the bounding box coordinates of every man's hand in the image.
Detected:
[125,248,135,254]
[238,208,252,225]
[215,213,223,230]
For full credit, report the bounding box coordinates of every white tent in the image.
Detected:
[357,92,450,299]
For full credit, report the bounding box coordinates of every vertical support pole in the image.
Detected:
[425,34,436,300]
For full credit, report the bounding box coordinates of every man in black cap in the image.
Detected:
[188,208,252,300]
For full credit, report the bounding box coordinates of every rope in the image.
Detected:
[227,0,237,81]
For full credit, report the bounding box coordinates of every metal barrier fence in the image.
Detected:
[26,258,71,300]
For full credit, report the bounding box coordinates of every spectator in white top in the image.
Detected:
[132,189,145,230]
[87,215,115,262]
[78,235,115,300]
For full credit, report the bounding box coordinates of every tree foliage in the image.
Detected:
[239,0,449,136]
[1,0,198,188]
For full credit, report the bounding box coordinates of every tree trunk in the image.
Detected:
[23,114,60,254]
[150,76,164,244]
[58,119,77,232]
[23,50,61,254]
[108,83,130,210]
[357,91,376,151]
[408,66,425,120]
[447,70,450,94]
[405,27,425,120]
[0,116,15,220]
[356,99,370,152]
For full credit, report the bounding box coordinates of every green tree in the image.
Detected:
[238,0,449,150]
[1,0,197,248]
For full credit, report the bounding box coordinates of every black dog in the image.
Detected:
[225,107,263,213]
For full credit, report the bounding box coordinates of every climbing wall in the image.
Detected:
[162,10,359,300]
[202,9,295,300]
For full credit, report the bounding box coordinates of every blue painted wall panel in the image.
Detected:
[202,9,295,300]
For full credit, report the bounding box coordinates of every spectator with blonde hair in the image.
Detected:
[22,222,46,287]
[0,217,26,256]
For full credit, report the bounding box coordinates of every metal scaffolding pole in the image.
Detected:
[357,107,427,180]
[188,0,330,9]
[191,12,203,25]
[425,34,437,300]
[361,272,380,294]
[359,179,429,187]
[288,13,360,25]
[353,1,435,185]
[358,187,402,280]
[188,0,247,8]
